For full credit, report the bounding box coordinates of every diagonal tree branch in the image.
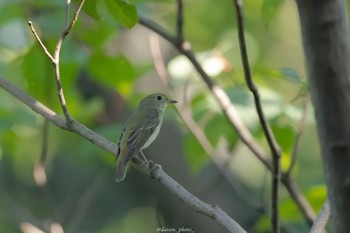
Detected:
[309,199,330,233]
[0,76,246,233]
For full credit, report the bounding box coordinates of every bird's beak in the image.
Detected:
[168,99,177,104]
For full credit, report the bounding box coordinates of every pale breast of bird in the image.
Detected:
[142,122,162,149]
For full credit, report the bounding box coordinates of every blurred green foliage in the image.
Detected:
[0,0,334,232]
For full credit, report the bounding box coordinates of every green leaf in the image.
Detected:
[183,134,210,173]
[280,197,303,222]
[261,0,284,25]
[81,0,100,20]
[79,21,117,48]
[188,92,237,150]
[270,120,295,152]
[205,114,238,150]
[305,185,327,212]
[1,129,19,158]
[253,215,270,232]
[0,3,24,27]
[87,52,135,95]
[105,0,139,29]
[22,45,53,105]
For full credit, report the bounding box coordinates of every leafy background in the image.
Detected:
[0,0,341,232]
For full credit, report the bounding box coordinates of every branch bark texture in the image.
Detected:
[296,0,350,232]
[310,199,330,233]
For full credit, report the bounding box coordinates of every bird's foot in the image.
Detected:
[148,160,161,180]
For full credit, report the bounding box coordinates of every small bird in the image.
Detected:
[115,93,177,182]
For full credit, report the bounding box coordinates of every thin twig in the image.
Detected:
[61,0,85,40]
[176,0,184,43]
[139,17,178,44]
[143,161,247,233]
[0,76,246,233]
[139,15,316,226]
[54,0,85,63]
[286,95,310,177]
[65,0,71,28]
[232,1,281,232]
[53,0,85,125]
[27,20,71,123]
[27,21,55,63]
[27,0,85,127]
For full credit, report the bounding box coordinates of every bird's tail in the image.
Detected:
[115,160,128,182]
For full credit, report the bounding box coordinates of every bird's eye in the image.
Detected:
[156,95,162,100]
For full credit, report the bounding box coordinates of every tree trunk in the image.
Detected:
[296,0,350,232]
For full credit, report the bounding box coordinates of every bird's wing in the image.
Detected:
[123,109,160,163]
[115,125,126,160]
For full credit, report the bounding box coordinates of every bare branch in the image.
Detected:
[176,0,184,43]
[60,0,85,42]
[309,199,330,233]
[65,0,71,28]
[27,21,55,63]
[53,0,85,125]
[144,163,247,233]
[232,1,281,232]
[52,62,71,125]
[28,0,85,126]
[27,19,71,123]
[0,76,246,233]
[139,17,178,44]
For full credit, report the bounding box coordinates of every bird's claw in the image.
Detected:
[148,160,161,179]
